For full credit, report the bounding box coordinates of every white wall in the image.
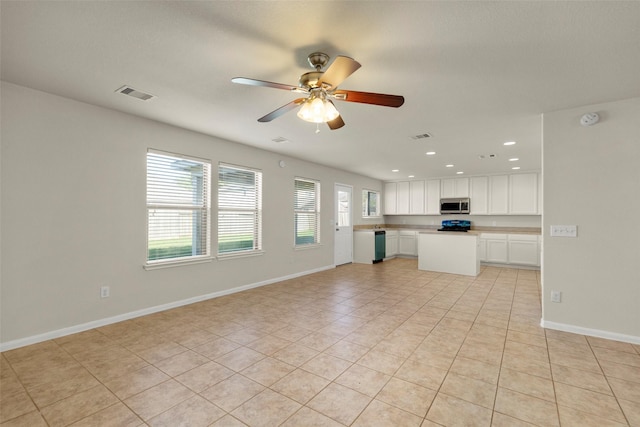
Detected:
[542,97,640,342]
[0,82,383,347]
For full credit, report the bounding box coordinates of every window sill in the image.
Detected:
[294,243,322,251]
[144,256,214,271]
[217,250,265,260]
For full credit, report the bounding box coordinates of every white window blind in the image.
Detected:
[294,177,320,246]
[146,150,210,263]
[218,164,262,254]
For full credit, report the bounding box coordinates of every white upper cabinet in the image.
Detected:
[509,173,538,215]
[441,177,469,198]
[425,179,441,215]
[383,173,539,216]
[489,175,509,215]
[469,176,488,215]
[409,180,425,214]
[396,181,410,214]
[384,182,397,215]
[384,180,428,215]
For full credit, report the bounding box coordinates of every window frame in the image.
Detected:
[145,149,212,269]
[294,177,321,248]
[362,189,381,218]
[217,162,263,258]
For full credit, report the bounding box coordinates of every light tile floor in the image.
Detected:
[1,259,639,426]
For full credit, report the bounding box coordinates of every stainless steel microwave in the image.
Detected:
[440,198,470,214]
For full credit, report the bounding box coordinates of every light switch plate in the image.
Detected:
[550,225,577,237]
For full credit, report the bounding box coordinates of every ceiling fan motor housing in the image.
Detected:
[299,71,323,89]
[307,52,330,70]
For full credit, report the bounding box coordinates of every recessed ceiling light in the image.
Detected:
[509,158,519,161]
[456,171,464,175]
[392,169,399,172]
[445,164,454,168]
[408,175,415,178]
[426,151,436,156]
[512,166,521,170]
[504,141,516,146]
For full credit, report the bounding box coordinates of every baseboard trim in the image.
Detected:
[0,264,335,352]
[481,262,540,271]
[541,319,640,345]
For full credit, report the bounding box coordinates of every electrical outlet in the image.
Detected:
[100,286,110,298]
[551,291,562,303]
[550,225,577,237]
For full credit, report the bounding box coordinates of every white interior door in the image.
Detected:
[334,184,353,265]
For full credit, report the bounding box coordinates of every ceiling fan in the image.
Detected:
[232,52,404,130]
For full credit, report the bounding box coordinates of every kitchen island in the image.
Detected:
[418,231,480,276]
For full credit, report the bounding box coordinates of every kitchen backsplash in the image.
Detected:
[383,215,541,228]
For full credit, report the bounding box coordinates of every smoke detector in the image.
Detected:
[580,112,599,126]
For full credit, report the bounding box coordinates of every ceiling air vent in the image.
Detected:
[115,85,156,101]
[410,132,432,140]
[271,137,289,143]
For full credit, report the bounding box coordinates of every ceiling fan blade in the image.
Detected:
[332,90,405,108]
[327,115,345,130]
[257,98,306,122]
[232,77,301,92]
[317,56,361,89]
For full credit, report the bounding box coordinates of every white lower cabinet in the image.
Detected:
[480,233,540,267]
[478,238,487,261]
[507,234,540,266]
[483,233,508,263]
[398,230,418,256]
[386,230,398,257]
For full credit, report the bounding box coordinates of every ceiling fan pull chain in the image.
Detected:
[315,123,320,134]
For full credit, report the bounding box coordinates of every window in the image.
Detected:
[146,150,211,264]
[294,178,320,246]
[362,189,381,217]
[218,164,262,255]
[337,189,350,227]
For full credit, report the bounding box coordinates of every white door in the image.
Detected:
[334,184,353,265]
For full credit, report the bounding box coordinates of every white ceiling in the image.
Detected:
[2,1,639,181]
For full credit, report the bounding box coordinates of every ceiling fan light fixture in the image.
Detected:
[297,93,339,123]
